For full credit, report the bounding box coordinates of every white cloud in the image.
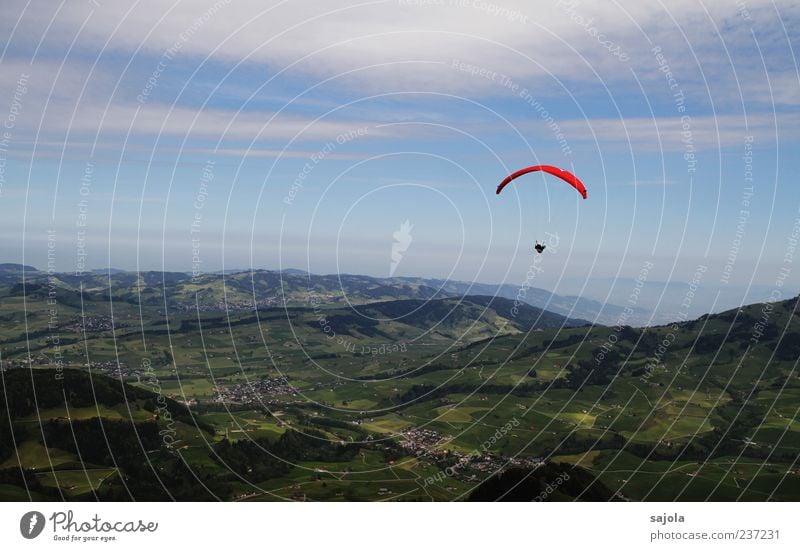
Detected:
[553,112,800,151]
[1,0,798,153]
[0,58,421,146]
[2,0,798,103]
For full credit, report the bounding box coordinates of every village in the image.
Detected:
[61,315,114,333]
[176,295,290,313]
[213,376,297,405]
[399,428,544,483]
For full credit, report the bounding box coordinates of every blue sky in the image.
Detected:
[0,0,798,314]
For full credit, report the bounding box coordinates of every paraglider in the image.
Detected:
[496,165,587,199]
[496,165,587,254]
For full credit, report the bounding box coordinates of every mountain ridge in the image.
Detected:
[0,264,647,326]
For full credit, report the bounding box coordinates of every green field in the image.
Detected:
[1,268,799,501]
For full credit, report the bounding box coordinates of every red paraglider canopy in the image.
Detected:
[496,165,587,199]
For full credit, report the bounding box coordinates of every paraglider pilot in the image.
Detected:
[534,241,546,254]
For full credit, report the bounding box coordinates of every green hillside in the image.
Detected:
[1,266,798,501]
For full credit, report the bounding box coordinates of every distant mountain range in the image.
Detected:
[1,279,797,501]
[0,263,661,326]
[390,276,653,326]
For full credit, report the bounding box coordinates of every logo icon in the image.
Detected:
[390,219,413,277]
[20,511,45,539]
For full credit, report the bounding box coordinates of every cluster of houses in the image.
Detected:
[61,315,114,333]
[172,288,353,313]
[399,428,449,456]
[2,352,62,370]
[3,356,39,370]
[467,453,544,475]
[213,376,296,405]
[176,296,290,313]
[87,360,144,379]
[399,428,542,482]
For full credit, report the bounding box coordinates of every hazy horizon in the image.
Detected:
[4,258,796,325]
[2,0,800,516]
[2,1,799,312]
